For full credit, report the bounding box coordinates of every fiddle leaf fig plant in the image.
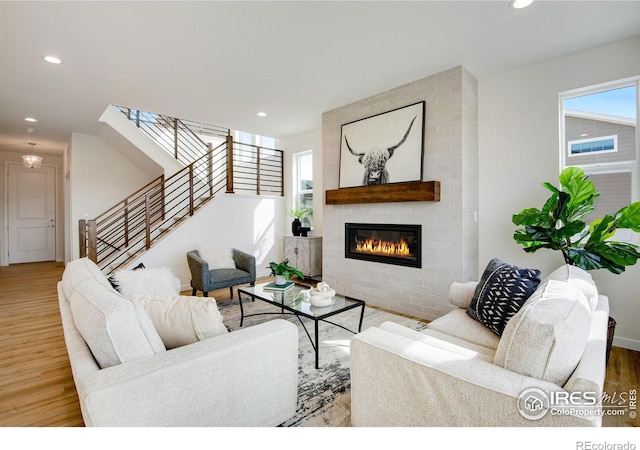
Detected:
[512,166,640,274]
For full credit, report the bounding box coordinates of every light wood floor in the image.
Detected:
[0,261,637,427]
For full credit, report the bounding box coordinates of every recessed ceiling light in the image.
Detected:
[24,117,38,122]
[509,0,534,9]
[257,112,267,117]
[43,55,62,64]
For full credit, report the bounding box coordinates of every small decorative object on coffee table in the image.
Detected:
[267,259,304,286]
[263,281,295,292]
[310,281,336,307]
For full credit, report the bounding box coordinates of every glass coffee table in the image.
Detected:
[237,283,366,369]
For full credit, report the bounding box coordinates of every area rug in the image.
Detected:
[217,297,428,427]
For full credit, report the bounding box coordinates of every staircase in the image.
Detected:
[80,106,284,274]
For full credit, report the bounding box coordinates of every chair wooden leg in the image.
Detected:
[192,288,197,296]
[229,287,233,299]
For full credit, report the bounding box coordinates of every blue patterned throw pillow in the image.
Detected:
[467,258,541,336]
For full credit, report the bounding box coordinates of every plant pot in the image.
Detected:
[292,219,302,236]
[275,275,287,286]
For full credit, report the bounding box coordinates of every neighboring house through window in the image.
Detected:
[560,78,638,241]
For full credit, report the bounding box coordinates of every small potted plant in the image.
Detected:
[267,259,305,286]
[286,204,312,236]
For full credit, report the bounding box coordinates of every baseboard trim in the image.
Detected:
[613,336,640,352]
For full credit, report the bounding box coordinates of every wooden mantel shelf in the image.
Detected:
[325,181,440,205]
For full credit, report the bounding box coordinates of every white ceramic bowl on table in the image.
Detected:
[309,287,336,307]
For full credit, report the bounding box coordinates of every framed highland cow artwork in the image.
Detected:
[339,101,425,188]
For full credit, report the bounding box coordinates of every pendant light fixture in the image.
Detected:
[22,143,42,169]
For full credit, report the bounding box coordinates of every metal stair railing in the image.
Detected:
[232,140,284,196]
[81,108,285,274]
[80,143,228,273]
[114,105,229,166]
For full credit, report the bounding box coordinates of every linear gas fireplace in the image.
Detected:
[345,223,422,268]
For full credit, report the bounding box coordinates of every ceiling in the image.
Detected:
[1,1,640,157]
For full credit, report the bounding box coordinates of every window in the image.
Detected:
[293,150,313,228]
[560,78,638,229]
[232,131,277,162]
[568,135,617,156]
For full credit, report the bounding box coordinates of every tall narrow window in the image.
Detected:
[560,78,638,230]
[294,150,313,228]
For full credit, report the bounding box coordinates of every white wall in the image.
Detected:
[67,133,158,261]
[128,193,286,290]
[98,106,182,178]
[479,36,640,350]
[279,127,324,237]
[0,151,65,265]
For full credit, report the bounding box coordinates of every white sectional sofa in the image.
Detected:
[58,258,299,427]
[350,263,610,427]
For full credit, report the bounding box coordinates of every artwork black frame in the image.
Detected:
[339,101,425,188]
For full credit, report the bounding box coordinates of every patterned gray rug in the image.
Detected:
[218,297,428,427]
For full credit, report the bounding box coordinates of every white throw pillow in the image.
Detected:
[449,281,478,309]
[69,279,166,368]
[494,280,591,387]
[112,267,181,298]
[197,242,236,270]
[545,264,599,313]
[130,295,229,349]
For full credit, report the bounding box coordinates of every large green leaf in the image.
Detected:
[512,208,544,226]
[586,241,640,267]
[559,167,596,204]
[556,220,587,239]
[567,247,604,271]
[615,202,640,232]
[552,191,571,223]
[588,215,617,243]
[559,167,598,220]
[558,166,584,187]
[542,181,560,195]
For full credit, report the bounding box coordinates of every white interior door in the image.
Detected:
[7,163,56,263]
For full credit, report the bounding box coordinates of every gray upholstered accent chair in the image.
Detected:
[187,248,256,298]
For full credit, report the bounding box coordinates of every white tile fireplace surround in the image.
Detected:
[322,66,479,322]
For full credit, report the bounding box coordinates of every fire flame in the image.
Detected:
[355,238,410,256]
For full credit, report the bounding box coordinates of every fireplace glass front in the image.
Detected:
[345,223,421,268]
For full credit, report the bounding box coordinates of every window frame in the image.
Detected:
[560,76,639,170]
[559,76,639,243]
[292,150,314,229]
